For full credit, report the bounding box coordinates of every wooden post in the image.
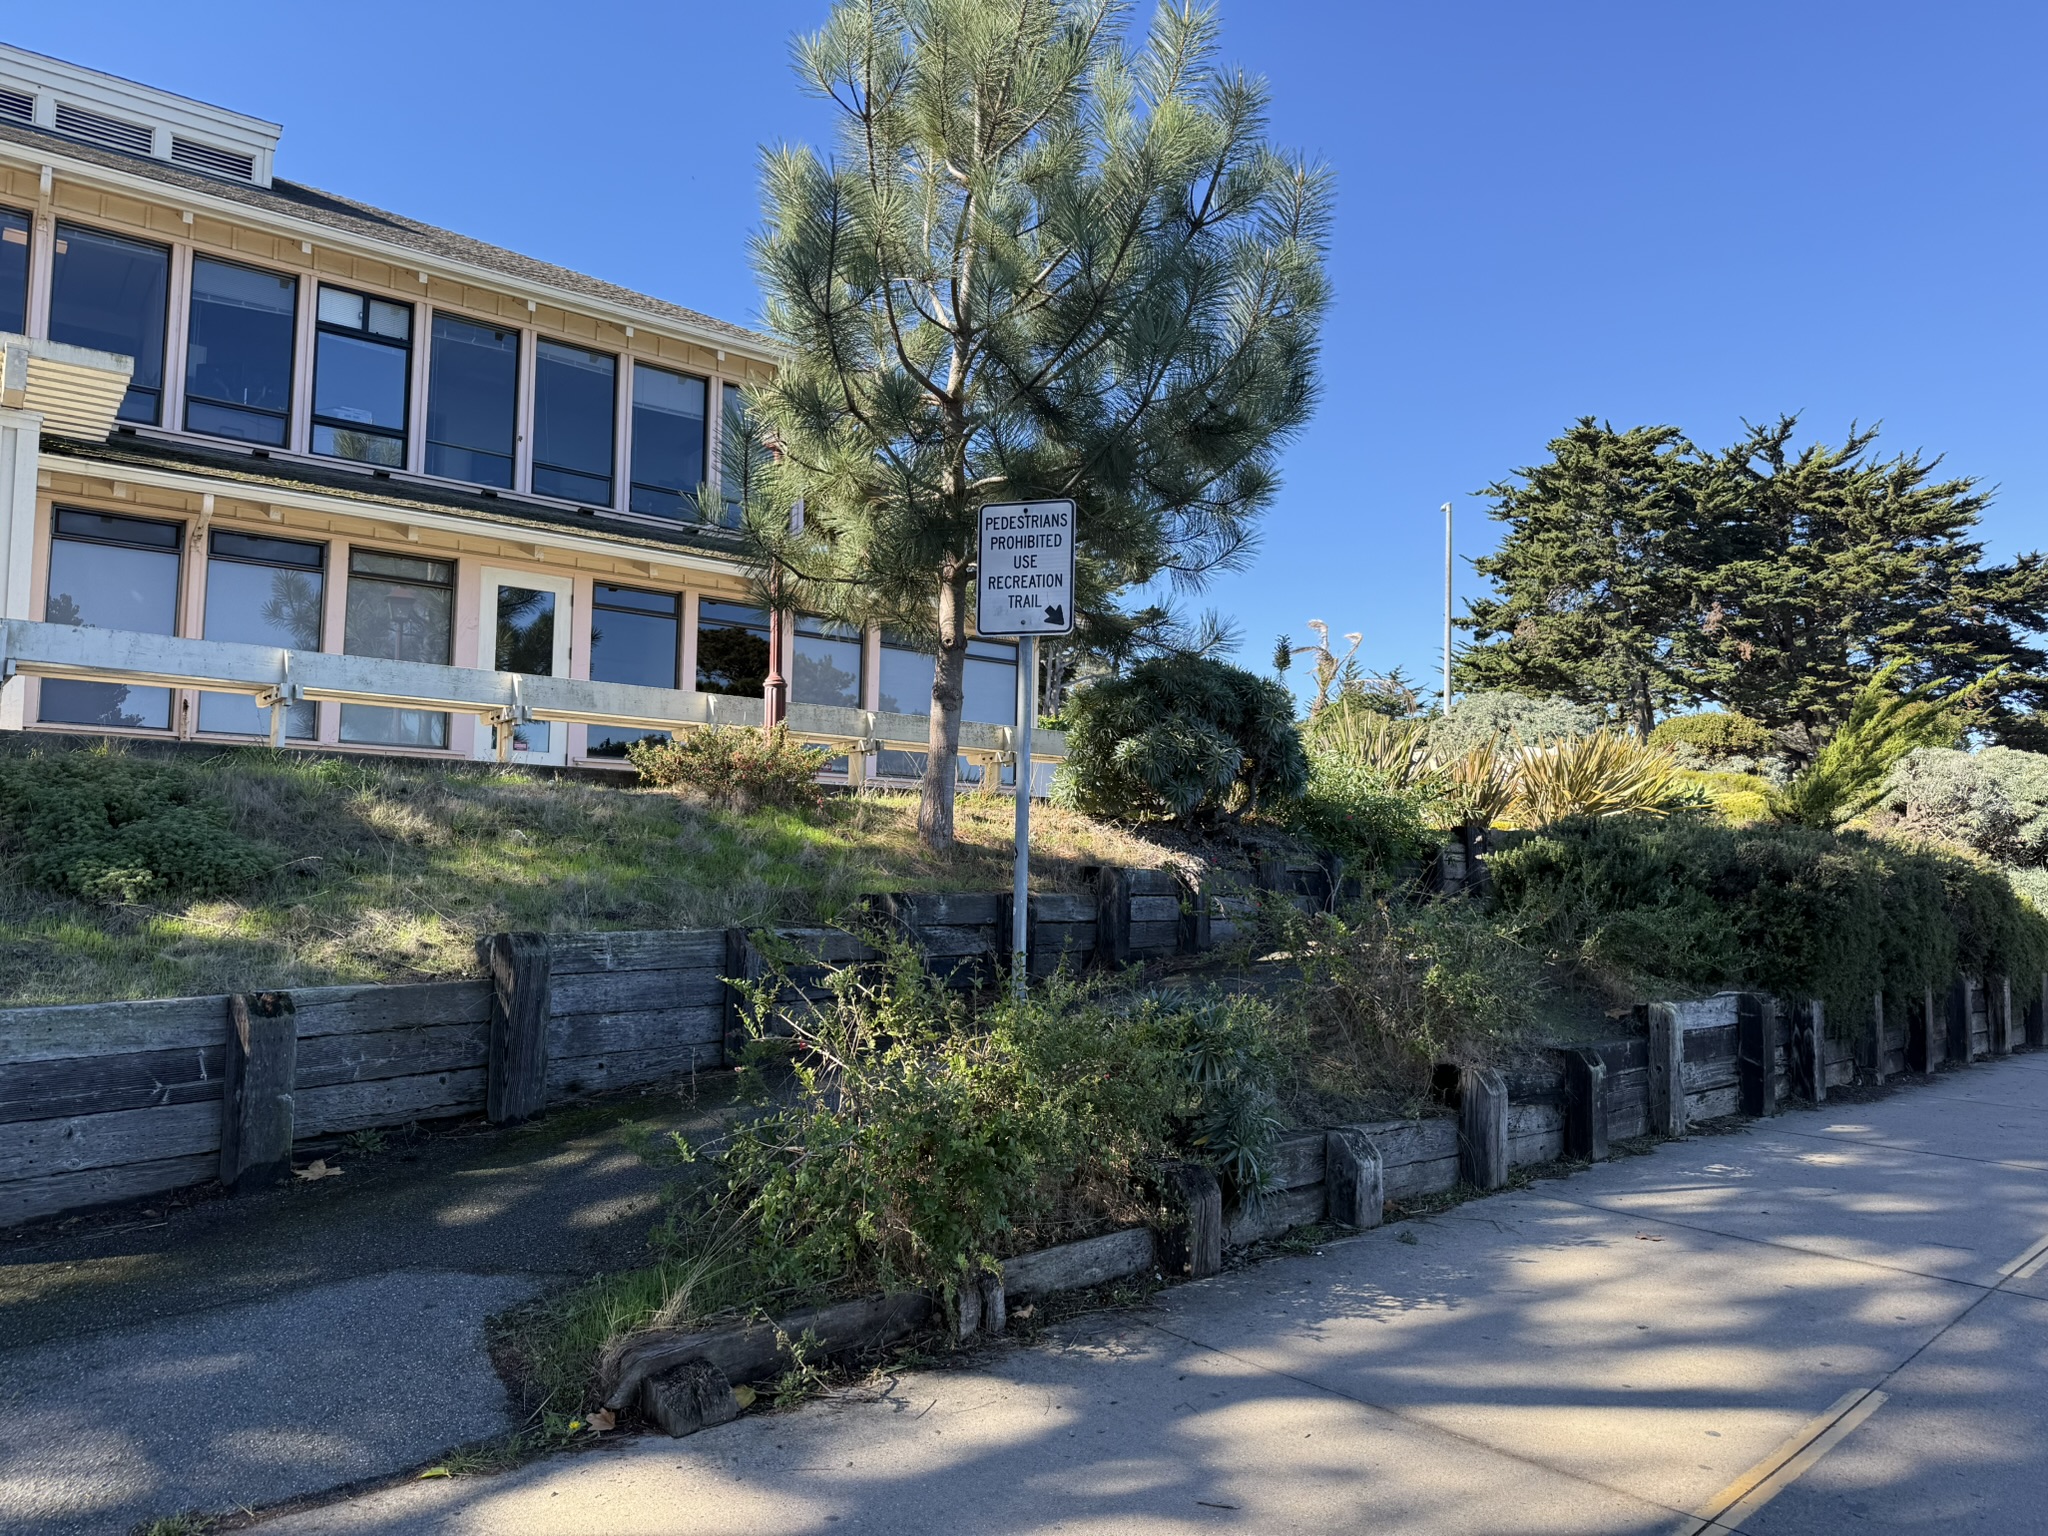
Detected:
[1946,975,1972,1064]
[721,928,760,1066]
[1155,1161,1223,1279]
[2029,973,2047,1050]
[1866,992,1887,1083]
[1916,984,1944,1074]
[643,1360,742,1438]
[1991,975,2013,1057]
[1787,999,1827,1103]
[1176,866,1212,955]
[485,931,552,1125]
[1095,866,1132,969]
[1646,1003,1686,1138]
[220,991,297,1193]
[1737,994,1776,1117]
[1460,1066,1509,1190]
[1563,1047,1608,1161]
[997,892,1037,984]
[1325,1127,1385,1227]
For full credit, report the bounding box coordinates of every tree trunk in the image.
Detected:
[918,565,970,852]
[1631,672,1655,741]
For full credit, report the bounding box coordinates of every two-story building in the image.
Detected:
[0,43,1047,785]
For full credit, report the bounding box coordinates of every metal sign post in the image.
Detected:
[976,499,1077,999]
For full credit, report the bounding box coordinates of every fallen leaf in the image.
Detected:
[1635,1232,1664,1242]
[294,1160,342,1182]
[587,1409,616,1434]
[418,1467,450,1480]
[732,1385,757,1409]
[1012,1304,1035,1320]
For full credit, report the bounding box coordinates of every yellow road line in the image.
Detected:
[1673,1387,1888,1536]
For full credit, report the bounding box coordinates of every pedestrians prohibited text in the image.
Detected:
[978,499,1076,637]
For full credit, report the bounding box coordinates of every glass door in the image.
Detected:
[476,567,574,765]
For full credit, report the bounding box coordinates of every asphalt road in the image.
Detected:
[257,1051,2048,1536]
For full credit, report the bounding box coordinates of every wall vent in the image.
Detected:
[171,135,256,182]
[53,100,154,156]
[0,86,31,125]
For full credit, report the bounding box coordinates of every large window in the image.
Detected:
[426,315,518,487]
[532,340,615,503]
[40,509,181,730]
[876,632,1016,780]
[0,207,27,335]
[588,583,681,757]
[49,223,169,424]
[792,615,862,708]
[312,285,412,467]
[184,257,296,446]
[200,531,324,738]
[628,364,707,519]
[696,600,769,697]
[340,549,453,748]
[717,381,751,527]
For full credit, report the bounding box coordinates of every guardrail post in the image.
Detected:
[485,932,552,1124]
[1460,1066,1509,1190]
[1563,1047,1607,1160]
[221,991,297,1193]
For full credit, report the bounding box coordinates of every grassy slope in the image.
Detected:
[0,744,1169,1006]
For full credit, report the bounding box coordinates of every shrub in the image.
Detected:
[699,942,1299,1299]
[1287,745,1439,876]
[1510,732,1691,826]
[1427,691,1603,757]
[1767,665,1964,829]
[1487,814,2048,1018]
[1681,769,1772,824]
[1650,710,1776,762]
[0,751,273,904]
[629,726,829,815]
[1054,656,1307,825]
[1880,746,2048,867]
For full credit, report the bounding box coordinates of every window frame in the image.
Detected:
[197,528,327,739]
[181,252,299,449]
[423,309,522,489]
[309,282,415,469]
[0,203,30,338]
[49,220,172,426]
[40,506,186,733]
[530,337,618,506]
[338,545,457,751]
[626,359,710,521]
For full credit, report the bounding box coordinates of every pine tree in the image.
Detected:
[1457,420,1704,738]
[743,0,1331,849]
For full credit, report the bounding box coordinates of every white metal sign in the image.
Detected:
[977,499,1076,637]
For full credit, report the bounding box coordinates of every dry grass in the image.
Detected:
[0,744,1169,1007]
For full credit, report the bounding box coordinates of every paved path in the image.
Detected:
[258,1053,2048,1536]
[0,1082,740,1536]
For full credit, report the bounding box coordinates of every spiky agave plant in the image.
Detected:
[1445,738,1520,827]
[1303,703,1446,798]
[1511,732,1690,826]
[1766,663,1970,829]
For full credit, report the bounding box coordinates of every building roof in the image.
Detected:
[0,118,778,355]
[47,431,748,559]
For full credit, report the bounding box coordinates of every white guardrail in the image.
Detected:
[0,618,1066,774]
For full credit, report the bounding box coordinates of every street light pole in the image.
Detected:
[1442,500,1454,715]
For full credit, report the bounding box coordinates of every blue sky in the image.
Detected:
[15,2,2045,700]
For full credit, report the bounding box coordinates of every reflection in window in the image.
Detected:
[533,340,615,503]
[588,584,680,756]
[793,615,862,708]
[49,223,169,424]
[313,285,412,467]
[629,364,707,519]
[341,549,452,748]
[40,509,181,730]
[426,315,518,487]
[696,599,770,697]
[492,584,557,754]
[875,633,1016,781]
[185,257,297,446]
[0,207,28,335]
[717,381,757,528]
[200,531,324,738]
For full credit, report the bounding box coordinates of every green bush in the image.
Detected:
[1428,690,1602,757]
[1880,747,2048,867]
[1487,815,2048,1017]
[1053,656,1307,825]
[629,725,829,815]
[699,941,1298,1299]
[1650,711,1776,761]
[0,751,273,904]
[1287,745,1439,875]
